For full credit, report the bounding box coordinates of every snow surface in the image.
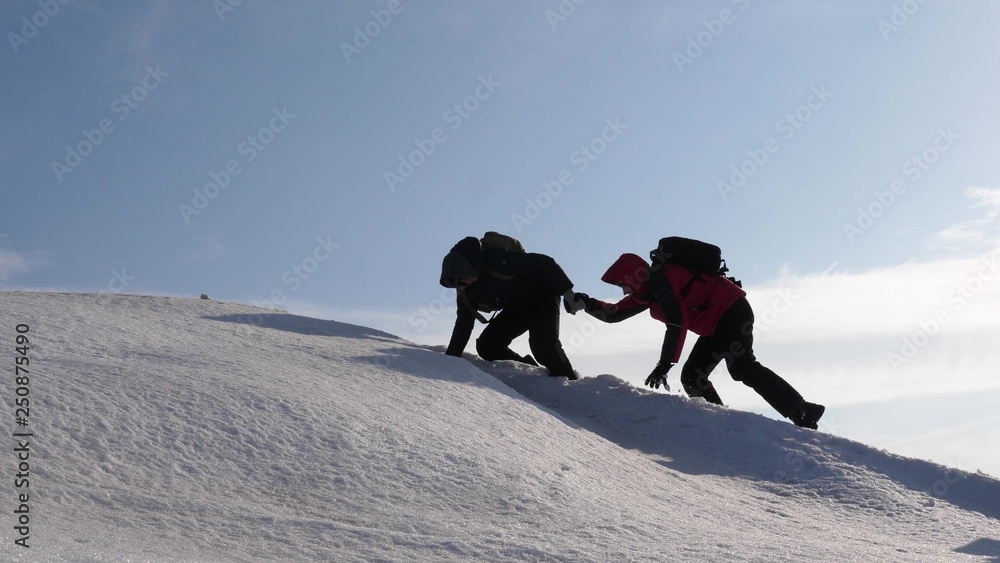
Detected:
[1,291,999,562]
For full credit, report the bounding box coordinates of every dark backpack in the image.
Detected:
[458,232,525,323]
[479,231,524,281]
[481,231,525,254]
[649,236,741,295]
[650,236,728,276]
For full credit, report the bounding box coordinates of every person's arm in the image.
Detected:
[656,325,684,367]
[445,298,476,357]
[576,293,649,323]
[647,269,687,365]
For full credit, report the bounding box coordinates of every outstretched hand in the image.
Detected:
[563,290,586,314]
[644,362,671,391]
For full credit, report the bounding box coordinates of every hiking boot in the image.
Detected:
[684,383,724,406]
[790,401,825,430]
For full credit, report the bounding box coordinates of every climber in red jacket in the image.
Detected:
[573,252,825,429]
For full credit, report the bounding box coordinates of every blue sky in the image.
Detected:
[3,1,1000,475]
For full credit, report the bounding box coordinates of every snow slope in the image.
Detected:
[1,291,998,562]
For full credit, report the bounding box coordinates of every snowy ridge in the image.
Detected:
[1,292,998,562]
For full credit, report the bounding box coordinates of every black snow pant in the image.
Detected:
[476,295,576,379]
[679,297,803,418]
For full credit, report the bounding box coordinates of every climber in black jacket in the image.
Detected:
[439,236,582,380]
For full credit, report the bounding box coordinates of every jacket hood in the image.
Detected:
[601,253,651,294]
[441,236,489,287]
[440,251,480,288]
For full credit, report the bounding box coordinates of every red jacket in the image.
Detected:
[590,253,746,364]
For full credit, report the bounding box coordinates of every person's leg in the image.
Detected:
[717,298,819,424]
[476,308,534,364]
[680,336,726,405]
[525,296,577,379]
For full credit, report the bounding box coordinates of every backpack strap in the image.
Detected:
[678,259,731,298]
[457,287,493,324]
[679,269,702,298]
[487,267,515,281]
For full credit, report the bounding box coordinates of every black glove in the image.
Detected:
[574,292,595,310]
[563,290,587,314]
[644,362,672,390]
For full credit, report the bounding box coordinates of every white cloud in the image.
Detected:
[967,186,1000,218]
[0,249,29,280]
[929,187,1000,254]
[0,243,44,281]
[747,254,1000,343]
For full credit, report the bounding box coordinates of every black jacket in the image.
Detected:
[442,237,573,356]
